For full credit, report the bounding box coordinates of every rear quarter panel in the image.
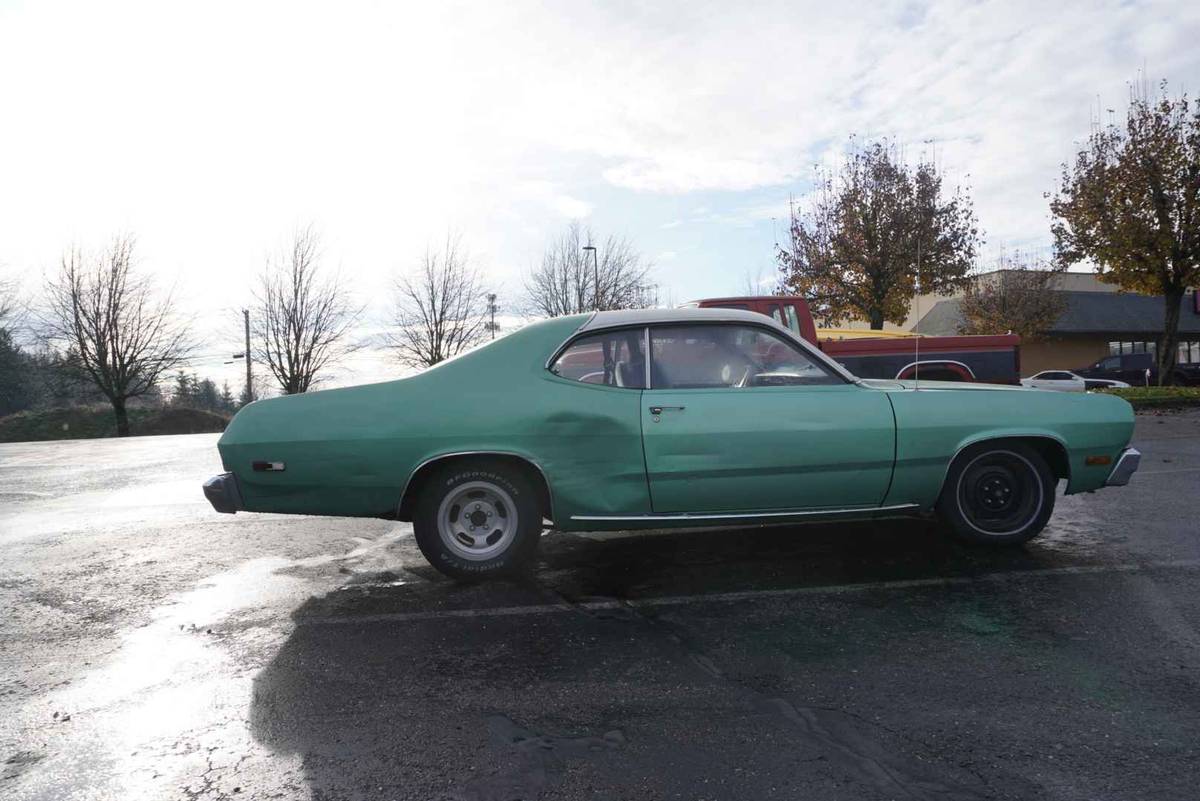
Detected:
[882,384,1135,508]
[217,315,652,520]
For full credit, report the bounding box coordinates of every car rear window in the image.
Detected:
[549,329,646,389]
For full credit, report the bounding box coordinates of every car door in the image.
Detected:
[1038,371,1084,392]
[640,323,895,514]
[1094,355,1123,383]
[1027,371,1055,389]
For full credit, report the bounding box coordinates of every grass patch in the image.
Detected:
[1096,386,1200,410]
[0,406,230,443]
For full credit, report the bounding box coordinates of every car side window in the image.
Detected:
[649,324,839,389]
[1100,357,1121,370]
[550,329,646,388]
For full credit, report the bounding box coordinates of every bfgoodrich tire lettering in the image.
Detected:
[413,461,542,581]
[936,441,1056,546]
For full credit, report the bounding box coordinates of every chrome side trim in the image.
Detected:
[1105,447,1141,486]
[894,359,976,380]
[570,503,920,523]
[397,451,556,523]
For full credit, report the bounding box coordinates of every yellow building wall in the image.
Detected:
[1019,338,1110,376]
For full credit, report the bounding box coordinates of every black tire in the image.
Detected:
[936,441,1056,546]
[413,460,542,581]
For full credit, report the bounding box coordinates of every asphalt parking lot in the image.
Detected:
[1,411,1199,801]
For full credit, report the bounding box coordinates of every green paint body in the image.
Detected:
[216,314,1135,528]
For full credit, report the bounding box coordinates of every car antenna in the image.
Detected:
[914,238,920,392]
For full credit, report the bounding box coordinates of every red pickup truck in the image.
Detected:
[687,296,1021,384]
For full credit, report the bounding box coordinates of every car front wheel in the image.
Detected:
[936,442,1056,546]
[413,460,542,581]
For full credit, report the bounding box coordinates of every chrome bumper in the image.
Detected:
[1105,447,1141,487]
[203,472,243,514]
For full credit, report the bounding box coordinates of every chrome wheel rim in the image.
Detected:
[436,481,518,560]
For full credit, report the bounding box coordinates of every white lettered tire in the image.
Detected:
[413,460,542,581]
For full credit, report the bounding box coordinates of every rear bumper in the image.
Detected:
[203,472,244,513]
[1105,448,1141,487]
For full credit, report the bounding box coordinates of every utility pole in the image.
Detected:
[582,243,599,310]
[243,308,252,405]
[485,294,499,340]
[224,309,253,406]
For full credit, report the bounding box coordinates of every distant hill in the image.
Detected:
[0,406,230,443]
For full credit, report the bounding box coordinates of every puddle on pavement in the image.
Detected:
[6,526,414,800]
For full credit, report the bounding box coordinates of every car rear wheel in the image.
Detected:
[413,460,542,581]
[936,442,1055,546]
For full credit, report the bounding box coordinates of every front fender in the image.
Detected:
[882,388,1134,508]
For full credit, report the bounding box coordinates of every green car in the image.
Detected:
[203,308,1140,580]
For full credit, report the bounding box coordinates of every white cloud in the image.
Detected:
[515,181,593,220]
[1,0,1198,387]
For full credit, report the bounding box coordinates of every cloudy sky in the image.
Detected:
[1,0,1198,386]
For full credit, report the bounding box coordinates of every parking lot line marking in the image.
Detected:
[294,558,1200,626]
[1137,467,1200,475]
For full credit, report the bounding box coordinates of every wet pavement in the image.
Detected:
[1,411,1199,800]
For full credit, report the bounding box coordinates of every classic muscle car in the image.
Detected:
[203,307,1140,580]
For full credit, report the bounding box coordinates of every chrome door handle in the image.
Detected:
[649,406,685,415]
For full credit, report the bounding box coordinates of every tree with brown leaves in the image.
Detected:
[778,141,980,329]
[957,254,1066,339]
[43,237,193,435]
[1049,80,1200,385]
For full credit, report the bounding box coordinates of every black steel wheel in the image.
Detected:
[937,441,1055,546]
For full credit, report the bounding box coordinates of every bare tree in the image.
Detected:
[42,236,193,435]
[0,273,19,329]
[254,226,362,394]
[523,222,655,317]
[957,253,1067,339]
[390,234,490,369]
[740,265,775,297]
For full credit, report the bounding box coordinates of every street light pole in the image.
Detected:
[582,244,599,310]
[243,309,252,404]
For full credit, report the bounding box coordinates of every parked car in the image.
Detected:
[1076,352,1200,387]
[1021,371,1087,392]
[1020,371,1130,392]
[204,307,1140,580]
[689,296,1022,384]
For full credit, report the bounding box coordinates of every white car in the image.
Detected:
[1021,370,1130,392]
